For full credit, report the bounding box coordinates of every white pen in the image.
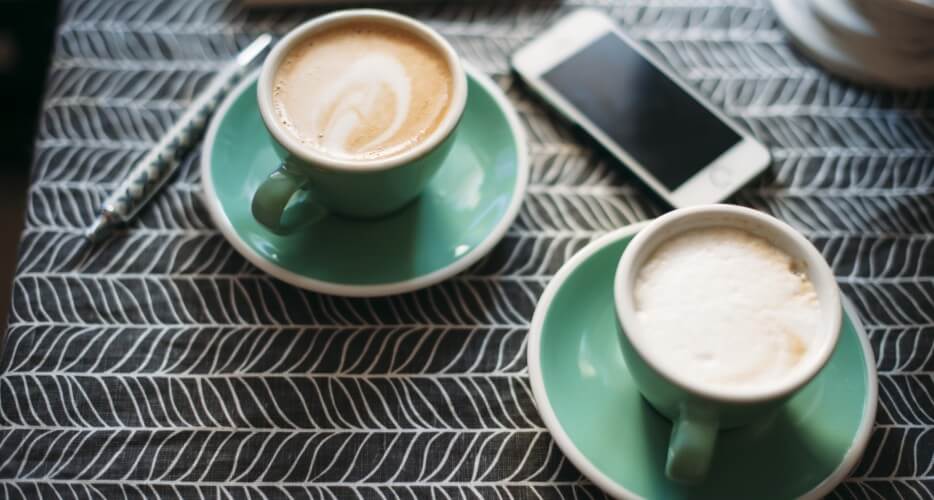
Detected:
[86,34,273,242]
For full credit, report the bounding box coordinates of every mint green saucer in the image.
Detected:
[201,65,527,296]
[528,224,877,499]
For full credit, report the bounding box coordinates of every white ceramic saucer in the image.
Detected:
[771,0,934,88]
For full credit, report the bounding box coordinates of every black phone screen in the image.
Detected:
[542,32,742,190]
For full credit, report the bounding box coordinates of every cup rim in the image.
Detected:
[256,9,468,172]
[613,204,843,403]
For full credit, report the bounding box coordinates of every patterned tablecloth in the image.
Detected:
[1,0,932,498]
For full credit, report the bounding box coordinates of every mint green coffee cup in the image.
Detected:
[252,10,468,233]
[613,205,842,484]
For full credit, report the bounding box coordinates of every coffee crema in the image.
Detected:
[272,21,453,161]
[632,227,821,389]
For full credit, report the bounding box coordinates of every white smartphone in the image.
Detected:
[512,10,771,207]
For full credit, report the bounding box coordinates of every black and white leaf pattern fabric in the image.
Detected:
[2,0,933,498]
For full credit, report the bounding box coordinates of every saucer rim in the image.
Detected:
[769,0,934,88]
[526,223,878,500]
[201,63,529,297]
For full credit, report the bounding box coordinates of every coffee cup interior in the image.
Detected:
[256,9,468,172]
[614,205,842,403]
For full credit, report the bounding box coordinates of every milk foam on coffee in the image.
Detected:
[633,227,821,388]
[272,21,453,161]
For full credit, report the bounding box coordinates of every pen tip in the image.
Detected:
[85,218,113,243]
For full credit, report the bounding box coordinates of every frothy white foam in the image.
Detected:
[633,227,821,389]
[308,54,412,156]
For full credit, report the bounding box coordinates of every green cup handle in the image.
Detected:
[666,413,717,484]
[251,163,308,234]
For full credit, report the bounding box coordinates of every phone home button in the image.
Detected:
[709,166,733,187]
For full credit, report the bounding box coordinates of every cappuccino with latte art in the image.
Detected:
[253,10,468,227]
[272,21,454,161]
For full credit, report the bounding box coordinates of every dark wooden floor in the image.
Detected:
[0,170,27,328]
[0,1,57,328]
